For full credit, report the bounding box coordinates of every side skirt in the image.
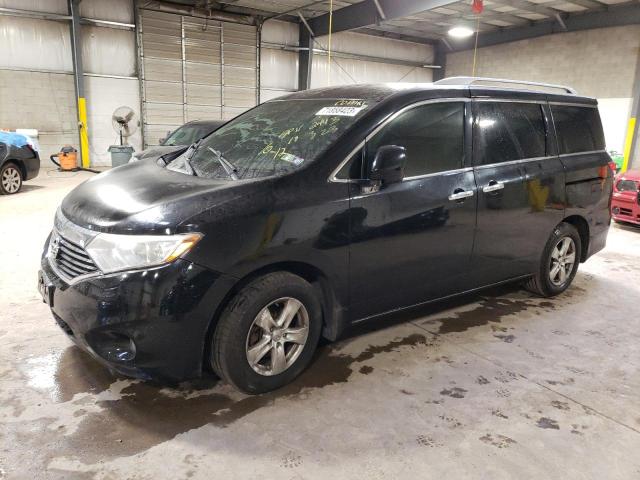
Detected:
[351,274,534,325]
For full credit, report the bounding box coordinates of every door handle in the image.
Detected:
[482,180,505,193]
[448,189,474,201]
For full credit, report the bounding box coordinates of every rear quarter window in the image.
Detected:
[551,105,605,154]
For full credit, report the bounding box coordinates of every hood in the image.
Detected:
[132,145,186,162]
[60,160,261,234]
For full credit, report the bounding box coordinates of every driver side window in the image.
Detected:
[365,102,465,179]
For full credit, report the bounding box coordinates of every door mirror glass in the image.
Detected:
[370,145,406,185]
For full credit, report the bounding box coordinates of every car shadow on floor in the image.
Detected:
[1,184,45,195]
[613,221,640,233]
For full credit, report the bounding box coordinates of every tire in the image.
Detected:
[210,272,322,394]
[0,162,23,195]
[524,222,581,297]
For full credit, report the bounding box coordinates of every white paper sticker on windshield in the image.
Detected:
[315,105,367,117]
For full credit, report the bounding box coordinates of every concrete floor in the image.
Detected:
[1,170,640,480]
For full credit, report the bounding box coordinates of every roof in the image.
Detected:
[272,80,596,105]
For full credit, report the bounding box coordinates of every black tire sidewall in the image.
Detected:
[539,223,581,296]
[212,273,322,394]
[0,162,22,195]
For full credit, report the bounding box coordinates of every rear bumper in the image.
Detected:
[40,256,236,381]
[24,153,40,180]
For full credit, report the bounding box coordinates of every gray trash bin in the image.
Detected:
[108,145,134,167]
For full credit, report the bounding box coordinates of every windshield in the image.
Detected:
[167,99,372,180]
[163,124,215,146]
[617,179,639,192]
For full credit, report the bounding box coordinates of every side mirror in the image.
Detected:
[159,137,166,144]
[370,145,406,185]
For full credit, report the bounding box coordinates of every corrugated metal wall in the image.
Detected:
[311,31,434,88]
[139,9,257,147]
[260,20,298,102]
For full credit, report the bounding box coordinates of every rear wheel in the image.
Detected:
[0,162,22,195]
[210,272,322,394]
[524,222,581,297]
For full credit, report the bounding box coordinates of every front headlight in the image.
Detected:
[85,232,202,274]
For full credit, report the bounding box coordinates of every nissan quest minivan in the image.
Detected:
[38,78,613,394]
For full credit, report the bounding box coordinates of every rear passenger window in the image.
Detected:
[551,105,605,154]
[474,102,546,165]
[365,102,464,178]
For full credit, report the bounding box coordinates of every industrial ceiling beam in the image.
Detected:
[449,2,640,51]
[0,6,135,29]
[298,23,314,90]
[308,0,461,37]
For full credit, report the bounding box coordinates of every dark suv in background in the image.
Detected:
[39,78,612,394]
[130,119,225,163]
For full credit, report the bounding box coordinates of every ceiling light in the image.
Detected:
[448,26,474,38]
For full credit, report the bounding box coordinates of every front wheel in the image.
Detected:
[210,272,322,394]
[0,162,23,195]
[524,222,581,297]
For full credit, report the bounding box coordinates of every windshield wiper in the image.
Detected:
[180,139,203,176]
[206,146,238,180]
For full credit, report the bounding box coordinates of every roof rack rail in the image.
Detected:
[434,76,578,95]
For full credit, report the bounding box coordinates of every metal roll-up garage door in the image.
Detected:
[139,9,257,147]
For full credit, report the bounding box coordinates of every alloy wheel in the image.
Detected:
[549,237,576,287]
[245,297,310,376]
[2,166,21,194]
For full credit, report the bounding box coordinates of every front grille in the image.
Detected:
[620,207,633,216]
[51,233,99,280]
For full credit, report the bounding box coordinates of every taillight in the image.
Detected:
[598,165,609,179]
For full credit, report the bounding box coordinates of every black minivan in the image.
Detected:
[39,78,612,394]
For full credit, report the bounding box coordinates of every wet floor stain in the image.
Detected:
[280,451,302,469]
[494,334,516,343]
[438,414,463,428]
[536,417,560,429]
[551,400,571,411]
[479,433,516,448]
[351,333,431,362]
[11,331,439,465]
[571,424,588,435]
[422,296,556,335]
[491,409,508,419]
[546,378,575,386]
[440,387,467,399]
[416,435,441,448]
[6,285,582,471]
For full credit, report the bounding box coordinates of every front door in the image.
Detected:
[347,100,477,321]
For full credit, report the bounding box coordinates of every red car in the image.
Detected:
[611,170,640,226]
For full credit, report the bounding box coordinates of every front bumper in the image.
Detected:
[611,198,640,225]
[39,256,236,381]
